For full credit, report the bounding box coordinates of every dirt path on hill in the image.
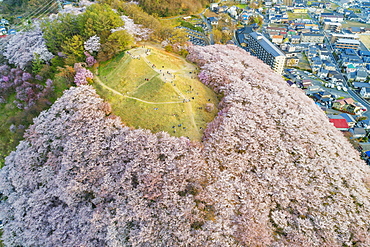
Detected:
[136,47,199,133]
[94,46,202,136]
[94,75,184,105]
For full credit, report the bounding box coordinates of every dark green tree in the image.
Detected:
[78,3,124,41]
[61,35,85,65]
[41,14,80,54]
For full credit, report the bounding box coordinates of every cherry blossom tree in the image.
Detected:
[84,35,101,54]
[74,63,94,86]
[1,45,370,246]
[84,51,97,67]
[3,28,54,69]
[111,15,152,42]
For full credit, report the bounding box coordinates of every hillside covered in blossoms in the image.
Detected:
[1,45,370,246]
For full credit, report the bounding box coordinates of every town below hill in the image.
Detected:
[181,0,370,163]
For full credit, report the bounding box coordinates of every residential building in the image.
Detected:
[356,67,369,81]
[246,32,286,74]
[348,27,363,34]
[311,56,323,72]
[291,35,301,44]
[301,79,313,88]
[330,72,344,83]
[286,56,299,66]
[305,24,319,32]
[217,6,228,13]
[284,51,298,58]
[335,39,361,50]
[340,54,363,67]
[300,33,325,43]
[283,0,293,6]
[340,113,356,128]
[236,26,257,47]
[318,68,329,78]
[208,17,219,25]
[286,80,297,87]
[328,115,350,131]
[330,33,359,43]
[319,50,331,60]
[210,3,219,11]
[0,26,6,35]
[350,128,367,138]
[346,64,357,73]
[323,21,342,32]
[306,46,320,58]
[271,35,284,43]
[306,85,323,95]
[320,13,344,22]
[344,49,358,56]
[332,98,362,114]
[323,62,336,71]
[360,87,370,98]
[353,82,370,89]
[311,91,333,106]
[358,119,370,130]
[266,27,287,33]
[359,51,370,57]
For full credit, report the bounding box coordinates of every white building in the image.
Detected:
[247,32,286,74]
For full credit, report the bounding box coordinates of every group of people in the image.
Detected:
[126,50,141,60]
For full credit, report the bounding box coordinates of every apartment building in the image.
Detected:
[335,39,361,50]
[320,13,344,22]
[300,33,325,43]
[247,32,286,74]
[330,33,359,43]
[323,21,342,33]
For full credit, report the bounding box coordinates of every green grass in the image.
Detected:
[328,2,340,9]
[179,20,203,32]
[94,46,219,141]
[297,54,312,71]
[287,12,310,20]
[268,23,287,28]
[342,21,370,29]
[0,229,3,247]
[235,4,248,8]
[360,35,370,50]
[0,95,21,168]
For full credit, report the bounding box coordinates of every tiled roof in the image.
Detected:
[329,118,349,129]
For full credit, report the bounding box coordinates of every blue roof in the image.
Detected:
[354,82,370,88]
[359,50,370,57]
[350,27,361,32]
[345,49,357,55]
[0,19,9,24]
[340,113,355,123]
[363,57,370,63]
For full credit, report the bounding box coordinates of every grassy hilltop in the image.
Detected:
[94,46,219,141]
